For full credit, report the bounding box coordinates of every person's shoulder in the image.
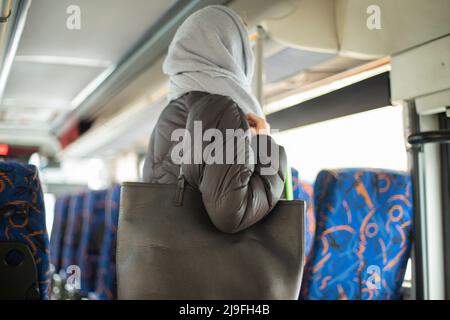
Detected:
[203,93,239,108]
[186,93,248,130]
[174,91,236,108]
[176,92,246,127]
[188,92,240,114]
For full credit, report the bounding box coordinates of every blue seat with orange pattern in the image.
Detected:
[301,169,413,300]
[61,192,87,273]
[0,162,50,299]
[50,194,70,273]
[94,184,121,300]
[77,189,107,296]
[291,167,315,261]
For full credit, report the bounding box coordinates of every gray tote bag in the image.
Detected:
[117,177,305,300]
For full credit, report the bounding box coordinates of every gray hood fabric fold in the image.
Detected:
[163,5,264,117]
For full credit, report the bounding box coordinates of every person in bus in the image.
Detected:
[143,5,287,233]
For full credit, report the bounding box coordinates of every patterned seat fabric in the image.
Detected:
[301,169,413,300]
[94,184,121,300]
[291,168,315,260]
[50,194,70,272]
[61,193,86,272]
[77,189,107,296]
[0,162,50,299]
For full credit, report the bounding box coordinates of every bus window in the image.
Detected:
[272,105,407,182]
[44,193,56,236]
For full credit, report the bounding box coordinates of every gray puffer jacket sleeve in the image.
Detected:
[182,94,287,234]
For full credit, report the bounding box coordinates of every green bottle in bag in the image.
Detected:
[285,167,294,200]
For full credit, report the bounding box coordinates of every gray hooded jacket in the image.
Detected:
[143,91,287,234]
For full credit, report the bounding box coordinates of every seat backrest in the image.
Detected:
[0,162,50,299]
[50,194,70,273]
[291,168,315,261]
[95,184,121,300]
[77,189,107,296]
[61,193,86,273]
[301,169,413,300]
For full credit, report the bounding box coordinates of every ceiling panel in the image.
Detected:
[0,0,179,138]
[3,61,105,108]
[3,108,56,123]
[265,47,335,83]
[17,0,178,62]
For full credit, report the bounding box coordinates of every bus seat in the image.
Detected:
[77,189,107,297]
[301,169,413,300]
[94,184,121,300]
[291,167,315,261]
[61,193,87,274]
[50,195,70,273]
[0,162,50,299]
[0,242,40,299]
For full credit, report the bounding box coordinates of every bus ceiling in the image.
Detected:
[0,0,448,160]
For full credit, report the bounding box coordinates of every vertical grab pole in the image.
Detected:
[254,25,265,106]
[419,113,445,300]
[253,25,293,200]
[405,102,427,300]
[438,112,450,299]
[407,103,448,300]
